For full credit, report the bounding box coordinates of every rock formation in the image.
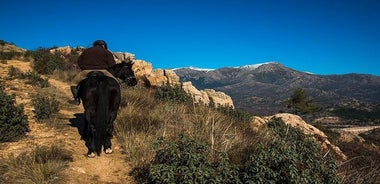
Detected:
[46,47,236,109]
[204,89,234,108]
[251,113,347,161]
[113,52,135,63]
[132,60,234,108]
[182,81,210,105]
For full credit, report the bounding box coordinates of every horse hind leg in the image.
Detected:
[104,135,112,154]
[104,122,114,154]
[104,137,112,154]
[86,121,97,158]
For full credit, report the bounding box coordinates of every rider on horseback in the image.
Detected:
[69,40,117,105]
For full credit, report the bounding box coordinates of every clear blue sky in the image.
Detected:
[1,0,379,76]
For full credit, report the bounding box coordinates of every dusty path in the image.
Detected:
[337,125,380,135]
[0,60,134,183]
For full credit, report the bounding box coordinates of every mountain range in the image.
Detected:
[173,62,380,115]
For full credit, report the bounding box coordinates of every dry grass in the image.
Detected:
[337,140,380,184]
[2,144,72,184]
[114,87,262,168]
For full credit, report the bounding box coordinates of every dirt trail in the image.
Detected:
[0,60,134,183]
[337,125,380,135]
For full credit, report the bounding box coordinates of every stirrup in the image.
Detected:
[68,98,80,105]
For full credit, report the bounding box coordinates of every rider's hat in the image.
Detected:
[93,40,108,49]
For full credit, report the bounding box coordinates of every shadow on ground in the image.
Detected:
[69,113,86,140]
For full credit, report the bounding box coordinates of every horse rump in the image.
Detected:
[79,76,121,157]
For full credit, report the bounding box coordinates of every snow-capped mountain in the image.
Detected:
[174,62,380,115]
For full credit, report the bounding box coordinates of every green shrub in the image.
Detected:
[7,66,23,79]
[7,67,50,88]
[23,71,50,88]
[30,48,65,74]
[31,94,59,119]
[148,134,241,184]
[216,105,253,123]
[155,85,193,104]
[0,86,29,142]
[242,118,340,184]
[0,51,23,60]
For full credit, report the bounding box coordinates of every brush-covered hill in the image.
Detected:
[1,41,380,183]
[174,62,380,118]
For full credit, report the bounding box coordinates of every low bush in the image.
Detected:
[23,70,50,88]
[7,66,50,88]
[148,134,240,184]
[155,84,193,104]
[241,118,339,183]
[216,105,253,123]
[30,48,65,74]
[0,85,29,142]
[141,118,340,183]
[31,94,60,119]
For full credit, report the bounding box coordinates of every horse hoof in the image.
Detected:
[87,152,96,158]
[105,148,113,154]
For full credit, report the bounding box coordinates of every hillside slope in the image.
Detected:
[0,60,134,183]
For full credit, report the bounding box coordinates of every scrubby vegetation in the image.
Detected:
[0,83,29,142]
[7,66,50,87]
[31,94,60,120]
[337,140,380,183]
[1,144,72,184]
[332,107,380,125]
[1,41,379,183]
[30,48,65,74]
[116,86,340,183]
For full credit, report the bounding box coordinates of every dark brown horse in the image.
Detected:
[78,61,137,157]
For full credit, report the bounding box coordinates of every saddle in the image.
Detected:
[87,71,105,77]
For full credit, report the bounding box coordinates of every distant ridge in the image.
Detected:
[237,61,278,70]
[174,62,380,115]
[172,66,214,72]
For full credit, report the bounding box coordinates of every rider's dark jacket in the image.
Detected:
[78,45,116,70]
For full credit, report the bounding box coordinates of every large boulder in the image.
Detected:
[204,89,234,108]
[251,113,347,161]
[131,60,180,87]
[113,52,135,63]
[182,81,210,105]
[182,82,234,108]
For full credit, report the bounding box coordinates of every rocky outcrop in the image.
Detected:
[46,47,235,108]
[182,81,210,105]
[204,89,234,108]
[49,46,72,55]
[131,60,180,87]
[113,52,135,63]
[251,113,347,161]
[182,82,234,108]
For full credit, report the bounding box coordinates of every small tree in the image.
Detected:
[284,88,320,114]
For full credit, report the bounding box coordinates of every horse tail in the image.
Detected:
[94,79,109,155]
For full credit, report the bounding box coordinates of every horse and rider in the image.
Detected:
[69,40,126,105]
[69,40,137,157]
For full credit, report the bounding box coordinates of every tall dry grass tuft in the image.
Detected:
[51,68,79,83]
[114,87,260,168]
[337,140,380,184]
[2,144,72,184]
